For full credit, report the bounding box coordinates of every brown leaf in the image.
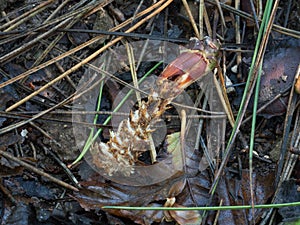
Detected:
[0,133,22,148]
[217,169,275,224]
[248,47,300,117]
[73,171,185,224]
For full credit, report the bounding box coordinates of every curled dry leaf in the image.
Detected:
[74,172,184,224]
[164,203,202,225]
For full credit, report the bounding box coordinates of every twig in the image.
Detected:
[206,0,300,38]
[0,0,167,90]
[43,0,71,23]
[0,149,79,192]
[0,92,76,135]
[4,0,175,112]
[41,145,81,188]
[199,0,204,39]
[214,0,226,29]
[249,0,260,30]
[32,1,110,67]
[180,109,187,173]
[0,0,55,31]
[181,0,200,38]
[235,0,242,79]
[0,18,72,64]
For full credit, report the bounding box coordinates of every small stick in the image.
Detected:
[181,0,200,39]
[1,0,55,31]
[214,0,227,29]
[235,0,242,79]
[42,145,81,188]
[180,109,187,173]
[199,0,204,39]
[203,4,212,37]
[0,149,79,192]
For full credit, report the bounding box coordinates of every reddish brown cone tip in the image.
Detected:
[158,36,220,95]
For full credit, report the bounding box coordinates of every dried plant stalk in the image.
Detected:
[91,37,221,176]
